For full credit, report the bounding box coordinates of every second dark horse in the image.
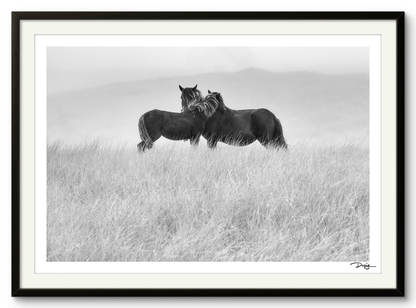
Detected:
[181,88,287,149]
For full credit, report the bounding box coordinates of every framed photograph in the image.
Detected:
[12,12,404,296]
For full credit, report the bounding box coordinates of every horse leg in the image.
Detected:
[190,135,201,147]
[253,124,276,149]
[259,134,281,149]
[259,140,276,149]
[258,130,286,149]
[257,129,276,149]
[207,138,218,149]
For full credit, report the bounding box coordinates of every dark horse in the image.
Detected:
[137,92,219,152]
[181,88,287,149]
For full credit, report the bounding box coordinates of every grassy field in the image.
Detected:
[47,141,369,262]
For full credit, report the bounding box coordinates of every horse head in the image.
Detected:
[207,90,227,113]
[179,84,203,112]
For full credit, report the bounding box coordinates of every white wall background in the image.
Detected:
[0,1,413,307]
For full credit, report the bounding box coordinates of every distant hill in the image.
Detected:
[47,69,369,147]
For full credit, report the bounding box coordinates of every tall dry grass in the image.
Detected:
[47,141,369,262]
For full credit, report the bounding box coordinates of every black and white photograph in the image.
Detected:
[46,43,371,264]
[9,10,405,298]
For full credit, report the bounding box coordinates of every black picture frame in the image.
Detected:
[11,11,405,297]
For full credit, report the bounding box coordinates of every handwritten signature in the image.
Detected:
[350,262,376,270]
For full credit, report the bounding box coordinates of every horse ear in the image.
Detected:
[193,84,198,90]
[208,90,211,94]
[179,85,184,92]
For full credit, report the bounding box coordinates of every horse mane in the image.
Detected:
[191,94,219,118]
[192,89,203,101]
[209,91,227,113]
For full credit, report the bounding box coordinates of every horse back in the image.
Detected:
[250,108,276,131]
[250,108,275,118]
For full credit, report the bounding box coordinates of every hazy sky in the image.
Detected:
[48,47,368,94]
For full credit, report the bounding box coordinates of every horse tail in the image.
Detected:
[272,116,288,149]
[138,113,152,150]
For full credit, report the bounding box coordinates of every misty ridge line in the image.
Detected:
[47,68,369,97]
